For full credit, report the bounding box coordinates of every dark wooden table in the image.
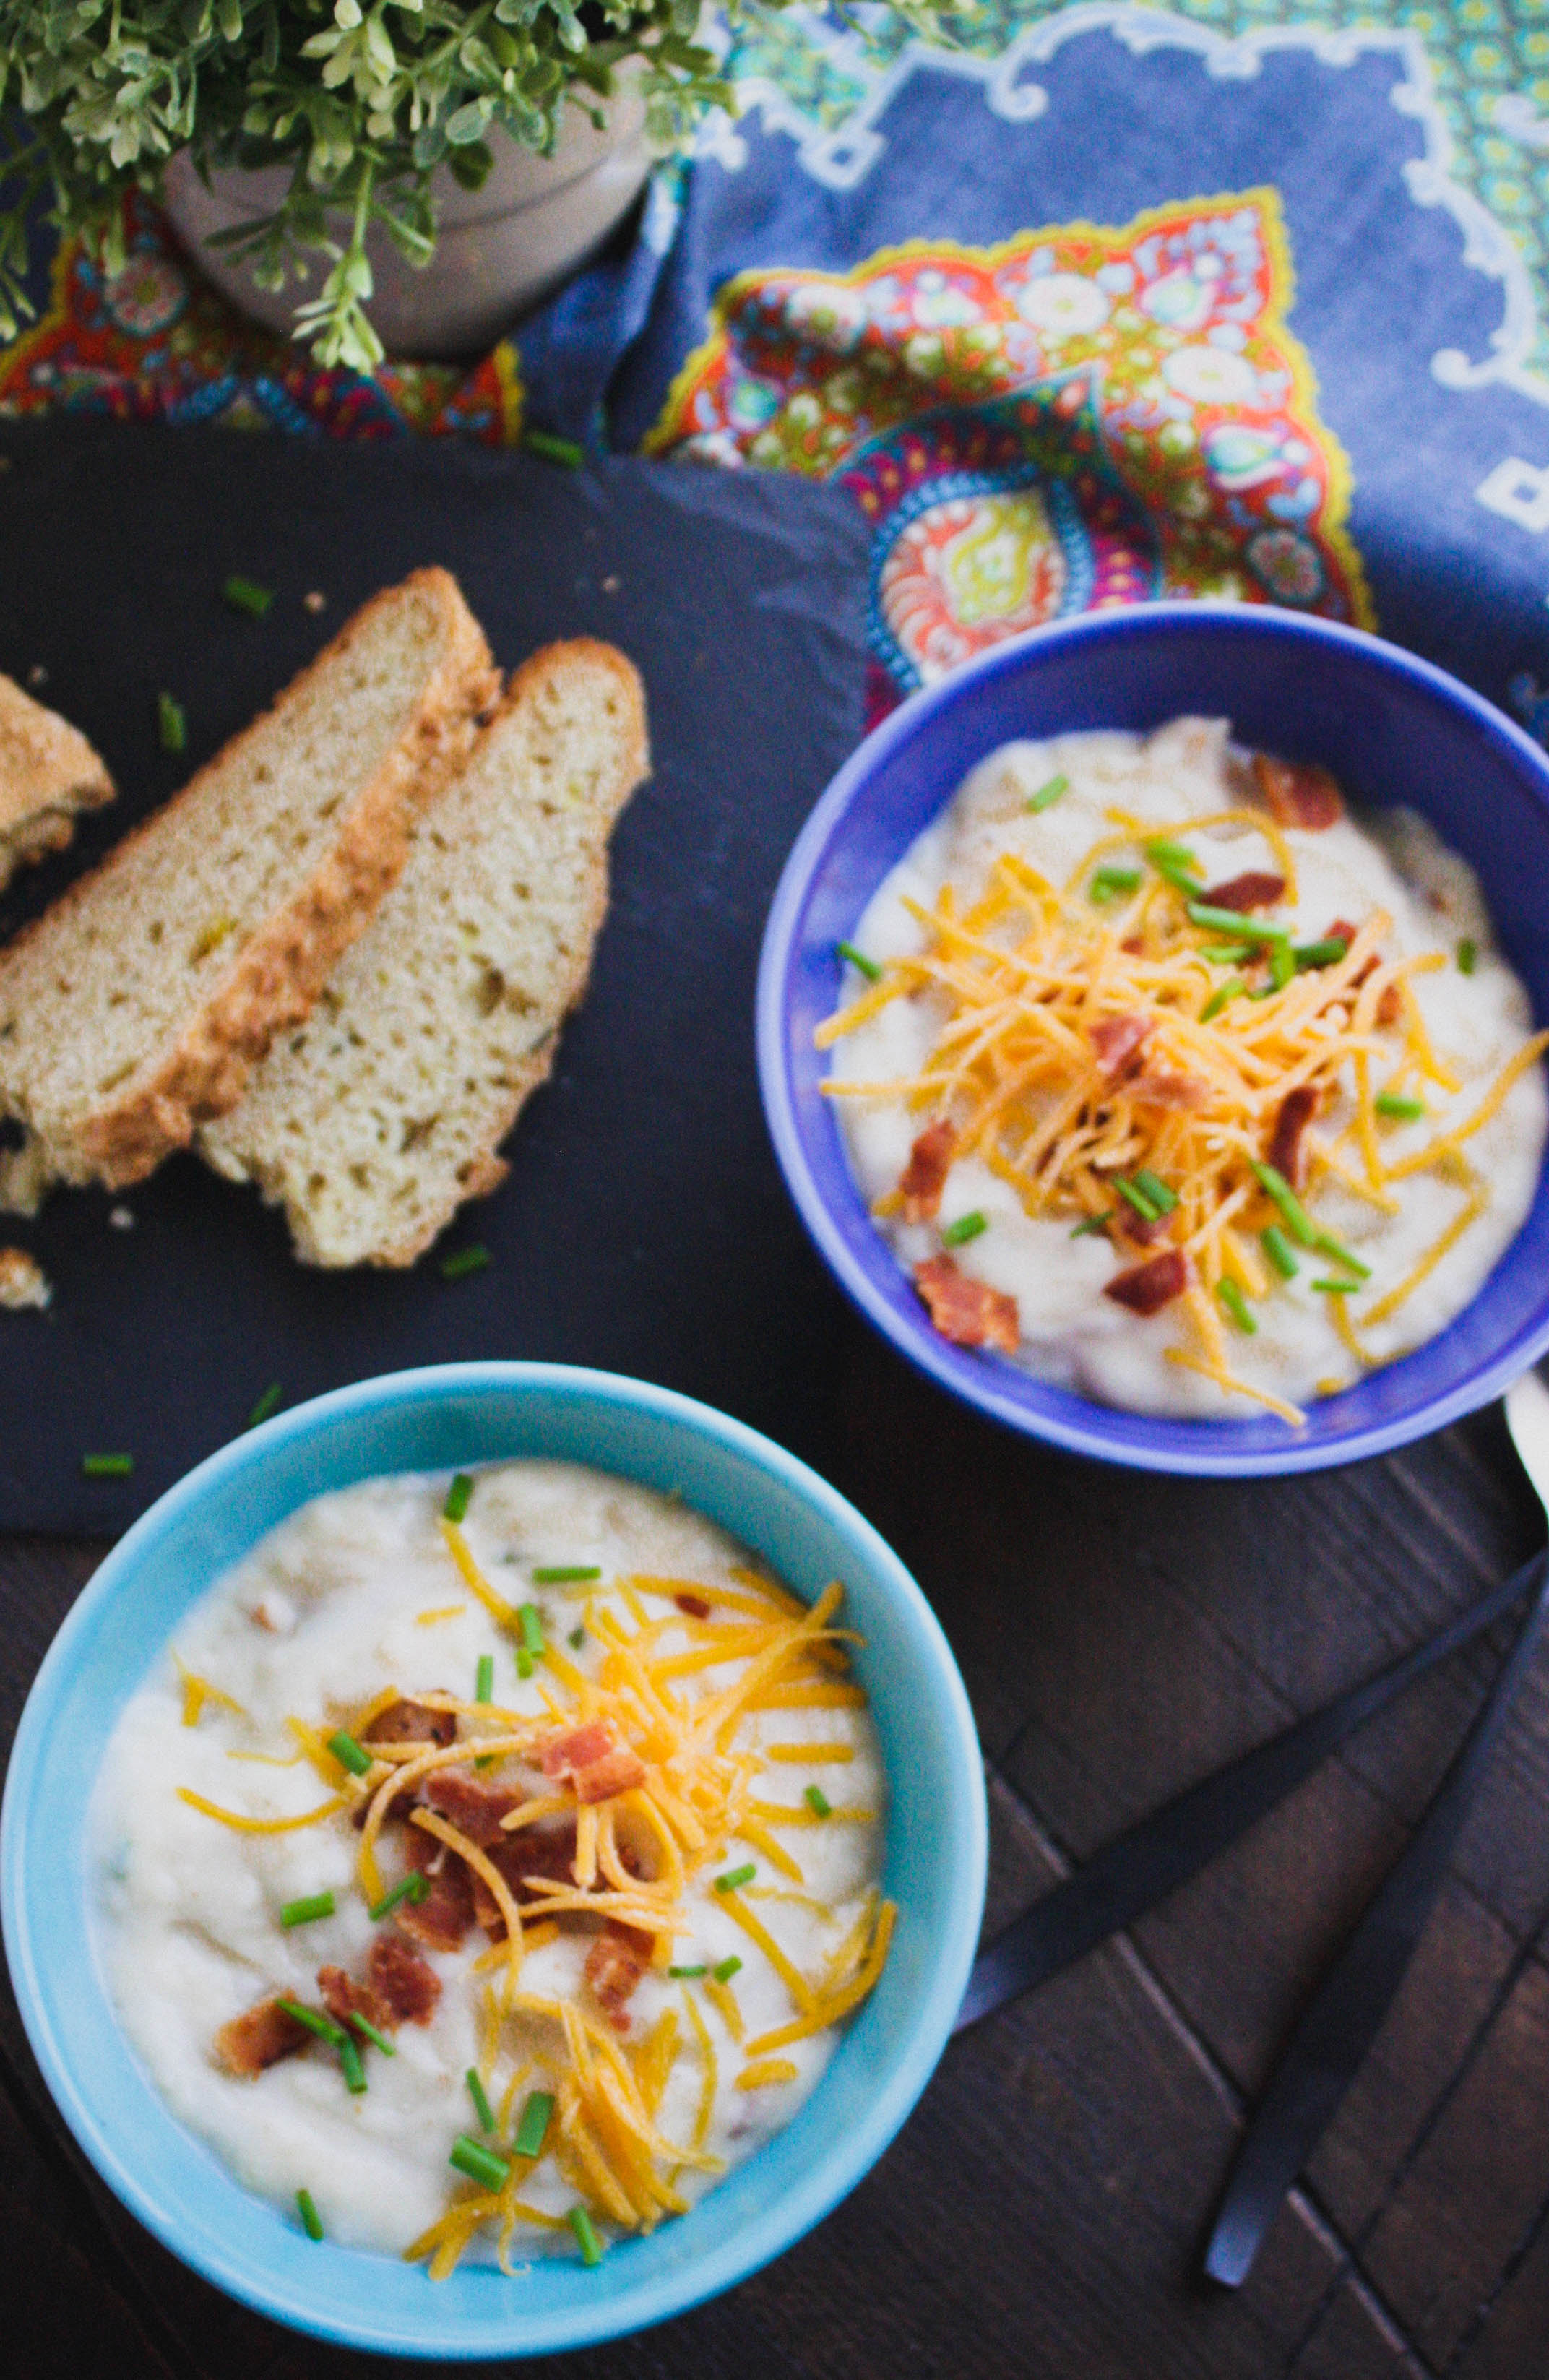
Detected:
[6,1316,1549,2379]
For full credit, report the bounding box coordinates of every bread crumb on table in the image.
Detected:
[0,1247,52,1310]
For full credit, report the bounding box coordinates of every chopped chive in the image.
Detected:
[711,1954,743,1983]
[296,2188,324,2242]
[157,691,186,753]
[443,1472,473,1524]
[1293,936,1348,970]
[668,1964,708,1979]
[327,1729,372,1777]
[475,1654,494,1704]
[465,2067,496,2132]
[345,2012,395,2058]
[440,1243,491,1282]
[524,427,584,469]
[223,573,274,618]
[1250,1161,1319,1249]
[512,2089,554,2160]
[1070,1212,1111,1238]
[1311,1277,1357,1294]
[280,1890,335,1929]
[1267,942,1295,993]
[368,1872,429,1921]
[715,1863,756,1893]
[1216,1279,1258,1335]
[82,1452,133,1477]
[804,1784,832,1817]
[1200,976,1246,1023]
[1090,865,1143,904]
[1144,839,1201,874]
[533,1564,601,1584]
[836,940,881,983]
[1188,901,1290,943]
[339,2035,368,2094]
[1113,1176,1162,1222]
[1131,1170,1178,1215]
[941,1210,988,1247]
[1201,940,1254,964]
[519,1603,545,1655]
[1375,1092,1425,1121]
[276,1999,348,2048]
[449,2134,510,2191]
[515,1647,535,1680]
[1313,1230,1372,1281]
[1027,772,1069,813]
[247,1381,282,1429]
[569,2205,604,2267]
[568,1626,586,1650]
[1457,937,1477,975]
[1261,1225,1300,1280]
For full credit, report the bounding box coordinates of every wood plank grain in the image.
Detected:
[1360,1953,1549,2366]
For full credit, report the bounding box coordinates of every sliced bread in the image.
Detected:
[201,638,648,1267]
[0,673,114,892]
[0,569,496,1202]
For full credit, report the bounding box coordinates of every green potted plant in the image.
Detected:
[0,3,941,369]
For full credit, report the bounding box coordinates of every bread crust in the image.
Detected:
[0,673,116,894]
[1,569,499,1189]
[361,637,648,1267]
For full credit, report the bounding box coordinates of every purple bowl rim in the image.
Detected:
[756,601,1549,1477]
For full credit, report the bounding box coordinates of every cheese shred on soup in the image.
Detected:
[92,1463,892,2272]
[821,719,1549,1425]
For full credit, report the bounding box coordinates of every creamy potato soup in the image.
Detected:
[92,1463,891,2272]
[822,720,1549,1425]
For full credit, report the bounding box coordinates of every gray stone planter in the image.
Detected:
[161,89,651,361]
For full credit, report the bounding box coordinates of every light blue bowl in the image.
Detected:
[1,1363,985,2358]
[759,603,1549,1475]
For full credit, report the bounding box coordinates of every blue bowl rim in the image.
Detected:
[757,600,1549,1477]
[1,1359,987,2358]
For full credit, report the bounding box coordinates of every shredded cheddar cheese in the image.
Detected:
[821,811,1549,1426]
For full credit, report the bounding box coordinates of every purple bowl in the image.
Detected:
[756,603,1549,1476]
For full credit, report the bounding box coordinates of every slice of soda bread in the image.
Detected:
[201,638,647,1267]
[0,569,496,1202]
[0,672,115,892]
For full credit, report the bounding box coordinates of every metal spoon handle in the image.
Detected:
[957,1551,1546,2035]
[1204,1549,1549,2288]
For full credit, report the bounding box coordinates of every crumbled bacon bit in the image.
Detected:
[1326,919,1358,950]
[1200,870,1286,915]
[674,1592,711,1620]
[1267,1085,1321,1191]
[421,1769,523,1845]
[898,1118,956,1223]
[363,1698,455,1749]
[1113,1204,1166,1248]
[368,1933,441,2025]
[395,1829,474,1952]
[1090,1013,1152,1079]
[575,1746,647,1804]
[472,1827,578,1937]
[1376,980,1402,1027]
[1251,751,1344,830]
[585,1923,652,2025]
[914,1254,1020,1354]
[1104,1247,1189,1316]
[212,1996,308,2079]
[317,1965,387,2034]
[541,1721,613,1780]
[1131,1069,1209,1111]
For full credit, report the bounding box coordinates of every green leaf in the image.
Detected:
[444,99,489,145]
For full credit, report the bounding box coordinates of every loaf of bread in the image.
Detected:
[0,569,496,1207]
[201,638,647,1266]
[0,673,114,893]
